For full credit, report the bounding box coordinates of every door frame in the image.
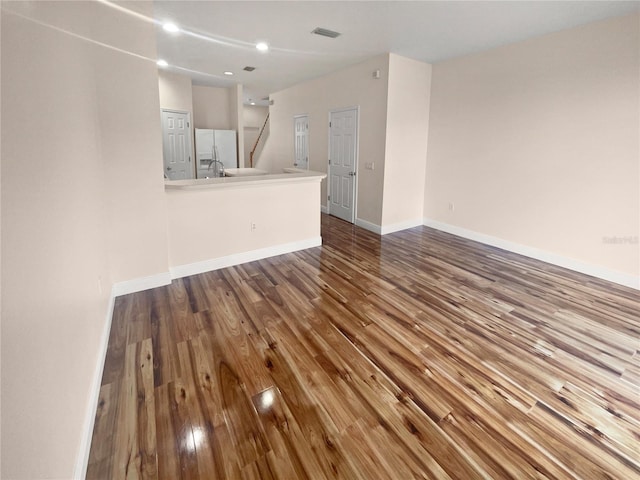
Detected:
[293,114,309,170]
[161,108,194,179]
[327,106,360,223]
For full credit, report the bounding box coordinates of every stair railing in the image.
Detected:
[250,113,270,168]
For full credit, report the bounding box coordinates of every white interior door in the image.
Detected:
[329,108,358,223]
[161,110,193,180]
[294,115,309,169]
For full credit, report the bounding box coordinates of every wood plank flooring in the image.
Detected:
[87,214,640,479]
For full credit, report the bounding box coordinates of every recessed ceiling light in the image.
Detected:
[223,71,234,76]
[156,59,168,67]
[256,42,269,52]
[163,22,179,33]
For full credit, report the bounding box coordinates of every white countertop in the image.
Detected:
[224,168,268,177]
[165,170,326,190]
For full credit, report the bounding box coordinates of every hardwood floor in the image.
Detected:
[87,214,640,479]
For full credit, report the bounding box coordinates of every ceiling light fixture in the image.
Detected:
[250,101,256,105]
[156,59,169,67]
[223,71,234,76]
[256,42,269,52]
[163,22,179,33]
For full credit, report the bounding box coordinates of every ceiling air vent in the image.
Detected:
[311,27,341,39]
[243,66,256,72]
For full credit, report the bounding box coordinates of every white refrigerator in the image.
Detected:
[194,129,238,178]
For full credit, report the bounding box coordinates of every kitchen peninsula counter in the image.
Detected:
[164,170,325,190]
[164,170,326,279]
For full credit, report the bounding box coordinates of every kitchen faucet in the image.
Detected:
[208,159,225,177]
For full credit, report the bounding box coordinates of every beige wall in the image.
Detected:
[381,54,432,229]
[192,84,231,129]
[260,55,390,225]
[425,13,639,279]
[0,8,3,474]
[96,46,169,284]
[158,70,193,114]
[244,104,270,127]
[261,53,434,229]
[2,10,110,478]
[1,1,168,478]
[166,179,321,269]
[228,84,245,167]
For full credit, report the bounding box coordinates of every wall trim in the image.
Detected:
[170,236,322,279]
[320,204,328,214]
[355,218,424,236]
[381,218,424,235]
[424,218,639,290]
[73,290,116,479]
[355,218,382,235]
[112,272,172,297]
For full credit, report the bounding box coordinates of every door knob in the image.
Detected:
[349,171,356,176]
[166,166,172,171]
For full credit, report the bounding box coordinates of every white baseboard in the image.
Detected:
[424,218,639,290]
[355,218,424,236]
[170,237,323,279]
[112,272,172,297]
[320,204,328,214]
[355,218,382,234]
[110,238,324,295]
[74,290,116,479]
[381,218,424,235]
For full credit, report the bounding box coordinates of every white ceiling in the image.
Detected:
[134,1,639,105]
